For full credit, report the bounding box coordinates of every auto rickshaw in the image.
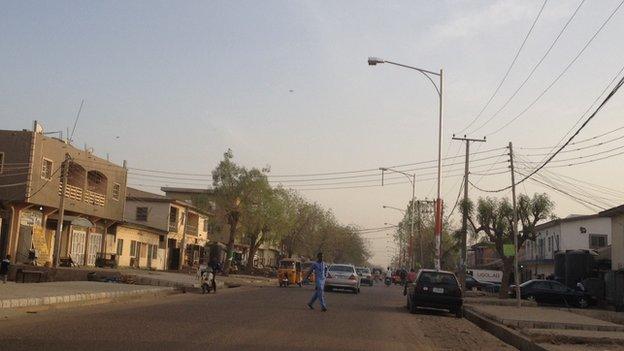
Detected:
[277,258,303,287]
[301,261,315,284]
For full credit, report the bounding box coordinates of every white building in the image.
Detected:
[521,214,611,279]
[599,205,624,270]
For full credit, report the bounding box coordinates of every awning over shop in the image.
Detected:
[48,214,95,228]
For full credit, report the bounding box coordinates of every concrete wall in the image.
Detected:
[115,225,165,270]
[560,217,611,250]
[124,200,170,232]
[0,130,32,202]
[611,214,624,270]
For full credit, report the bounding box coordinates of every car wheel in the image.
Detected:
[577,296,589,309]
[454,307,463,318]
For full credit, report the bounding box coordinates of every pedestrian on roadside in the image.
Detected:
[304,252,327,312]
[0,254,10,284]
[407,268,417,283]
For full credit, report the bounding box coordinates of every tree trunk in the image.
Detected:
[498,257,514,299]
[222,213,239,276]
[246,234,260,272]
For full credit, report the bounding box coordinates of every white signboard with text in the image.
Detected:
[469,269,503,283]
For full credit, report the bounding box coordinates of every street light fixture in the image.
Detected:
[369,56,444,270]
[382,205,405,213]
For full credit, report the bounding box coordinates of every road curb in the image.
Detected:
[464,306,550,351]
[0,286,175,310]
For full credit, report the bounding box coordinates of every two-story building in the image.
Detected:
[599,204,624,271]
[0,122,127,266]
[521,214,612,279]
[123,187,212,270]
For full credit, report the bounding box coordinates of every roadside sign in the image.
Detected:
[503,244,516,257]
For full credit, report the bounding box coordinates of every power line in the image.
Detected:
[468,0,586,135]
[471,66,624,193]
[486,0,624,136]
[459,0,549,134]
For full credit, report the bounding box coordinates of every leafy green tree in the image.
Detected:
[467,193,554,298]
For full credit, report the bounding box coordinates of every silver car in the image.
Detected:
[325,264,360,294]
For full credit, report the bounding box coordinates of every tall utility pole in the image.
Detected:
[452,135,486,290]
[509,141,521,307]
[53,154,71,267]
[179,209,189,270]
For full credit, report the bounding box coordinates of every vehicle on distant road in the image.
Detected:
[509,279,590,308]
[302,261,315,284]
[325,264,361,294]
[356,267,373,286]
[465,275,498,293]
[406,269,463,318]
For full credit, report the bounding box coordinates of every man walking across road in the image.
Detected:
[305,252,327,312]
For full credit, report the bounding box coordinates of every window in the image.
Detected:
[555,235,560,251]
[169,207,178,223]
[130,240,137,257]
[41,158,53,180]
[116,239,124,256]
[112,183,120,201]
[0,152,4,174]
[203,219,209,232]
[152,245,158,260]
[136,207,148,221]
[589,234,607,249]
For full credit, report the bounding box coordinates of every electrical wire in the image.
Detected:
[485,0,624,136]
[458,0,549,134]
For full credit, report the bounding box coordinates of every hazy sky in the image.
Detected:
[2,0,624,266]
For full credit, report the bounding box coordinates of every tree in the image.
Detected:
[467,193,554,298]
[240,185,290,271]
[212,149,270,275]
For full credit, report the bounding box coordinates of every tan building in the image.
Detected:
[108,222,167,270]
[125,187,212,270]
[0,122,127,266]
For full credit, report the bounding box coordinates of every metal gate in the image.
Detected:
[70,229,86,266]
[86,233,102,266]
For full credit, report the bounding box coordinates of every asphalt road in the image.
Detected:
[0,282,514,351]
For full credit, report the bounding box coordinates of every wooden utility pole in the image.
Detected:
[452,135,486,290]
[53,154,71,267]
[509,141,522,307]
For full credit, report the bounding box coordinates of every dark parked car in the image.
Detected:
[465,275,498,292]
[406,269,463,318]
[509,279,590,308]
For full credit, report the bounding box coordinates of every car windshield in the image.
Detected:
[329,265,354,273]
[418,272,458,286]
[356,268,369,274]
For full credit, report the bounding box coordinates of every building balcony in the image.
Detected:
[169,222,178,232]
[184,224,198,236]
[58,184,83,201]
[84,190,106,207]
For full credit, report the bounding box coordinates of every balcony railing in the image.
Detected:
[169,222,178,232]
[184,224,198,236]
[58,184,83,201]
[84,190,106,207]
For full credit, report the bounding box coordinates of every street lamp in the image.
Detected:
[369,57,444,270]
[380,167,417,269]
[382,205,405,213]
